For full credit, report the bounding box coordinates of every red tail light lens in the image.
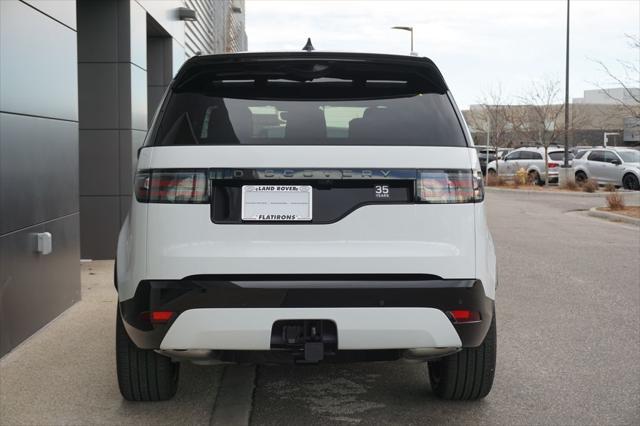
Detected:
[150,311,174,323]
[447,310,481,324]
[416,170,484,203]
[548,162,560,169]
[135,170,209,203]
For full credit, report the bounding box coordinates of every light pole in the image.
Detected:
[559,0,573,185]
[392,26,414,54]
[563,0,570,167]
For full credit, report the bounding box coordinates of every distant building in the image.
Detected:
[573,87,640,105]
[463,87,640,148]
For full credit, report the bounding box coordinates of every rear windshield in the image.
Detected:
[549,151,574,161]
[152,82,467,147]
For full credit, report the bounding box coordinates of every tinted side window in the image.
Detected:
[574,151,587,159]
[517,152,531,159]
[505,151,521,160]
[588,151,605,162]
[604,152,620,163]
[531,152,543,160]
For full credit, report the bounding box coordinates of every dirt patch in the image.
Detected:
[486,183,601,193]
[597,206,640,219]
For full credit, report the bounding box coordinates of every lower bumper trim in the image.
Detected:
[120,276,494,350]
[159,307,461,351]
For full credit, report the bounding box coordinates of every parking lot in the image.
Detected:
[1,190,639,426]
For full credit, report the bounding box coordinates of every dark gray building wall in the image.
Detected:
[77,0,187,259]
[77,0,149,259]
[0,0,81,357]
[77,0,245,260]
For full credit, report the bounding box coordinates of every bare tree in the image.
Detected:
[512,79,565,184]
[468,85,511,175]
[592,34,640,119]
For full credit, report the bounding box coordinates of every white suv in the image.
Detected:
[572,148,640,190]
[115,52,497,401]
[486,147,570,184]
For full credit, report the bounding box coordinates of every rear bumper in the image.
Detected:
[120,276,494,351]
[161,307,461,350]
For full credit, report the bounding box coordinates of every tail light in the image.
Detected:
[446,310,481,324]
[135,170,209,203]
[139,311,175,324]
[548,162,560,169]
[416,170,484,203]
[150,311,175,324]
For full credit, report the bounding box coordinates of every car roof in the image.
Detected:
[584,148,632,152]
[514,147,547,152]
[172,51,449,93]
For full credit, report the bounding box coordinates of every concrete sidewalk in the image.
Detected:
[0,261,223,426]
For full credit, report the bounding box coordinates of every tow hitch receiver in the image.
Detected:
[270,320,337,363]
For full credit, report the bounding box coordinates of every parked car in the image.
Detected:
[497,148,512,159]
[476,147,497,174]
[486,147,568,184]
[115,51,497,401]
[572,148,640,190]
[572,149,589,160]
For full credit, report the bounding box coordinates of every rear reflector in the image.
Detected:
[447,310,481,323]
[150,311,175,323]
[135,170,209,203]
[416,169,484,203]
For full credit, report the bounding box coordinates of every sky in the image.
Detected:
[244,0,640,109]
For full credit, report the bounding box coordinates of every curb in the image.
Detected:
[587,207,640,226]
[485,187,639,198]
[210,365,257,426]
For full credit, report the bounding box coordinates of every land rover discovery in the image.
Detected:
[115,51,497,402]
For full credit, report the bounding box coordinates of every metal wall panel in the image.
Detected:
[0,0,78,121]
[118,130,146,196]
[182,0,247,57]
[135,0,185,46]
[77,0,245,259]
[172,39,186,77]
[79,196,120,259]
[184,0,224,56]
[0,213,80,357]
[118,64,148,131]
[23,0,77,30]
[0,0,80,357]
[77,63,119,129]
[79,130,120,196]
[0,113,79,235]
[130,2,148,69]
[76,0,118,62]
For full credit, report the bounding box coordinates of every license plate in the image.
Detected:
[241,185,312,221]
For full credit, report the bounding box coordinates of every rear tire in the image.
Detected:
[116,308,180,401]
[622,173,639,191]
[528,171,542,186]
[428,312,496,400]
[575,171,587,185]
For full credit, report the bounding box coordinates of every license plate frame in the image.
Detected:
[241,185,313,221]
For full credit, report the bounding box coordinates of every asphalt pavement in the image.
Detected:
[249,190,640,425]
[1,190,638,425]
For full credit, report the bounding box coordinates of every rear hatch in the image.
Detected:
[138,52,480,279]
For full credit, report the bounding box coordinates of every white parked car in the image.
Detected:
[572,148,640,190]
[486,147,571,184]
[115,51,497,401]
